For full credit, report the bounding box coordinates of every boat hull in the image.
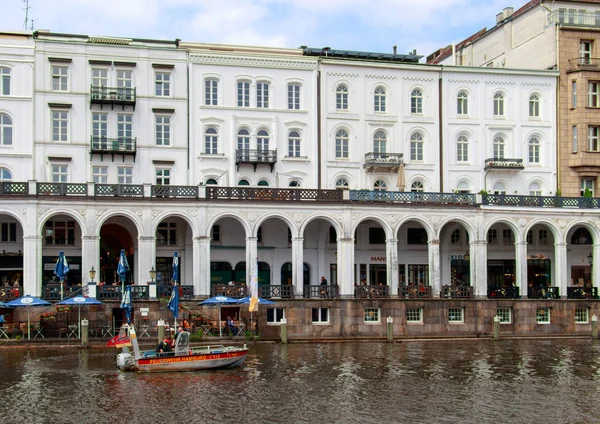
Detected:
[118,348,248,372]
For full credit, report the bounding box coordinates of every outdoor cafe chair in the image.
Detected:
[0,324,8,339]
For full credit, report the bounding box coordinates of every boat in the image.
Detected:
[115,324,249,372]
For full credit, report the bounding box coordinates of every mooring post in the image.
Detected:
[493,315,500,341]
[387,316,393,342]
[81,319,89,348]
[280,317,288,344]
[157,319,165,344]
[592,315,598,340]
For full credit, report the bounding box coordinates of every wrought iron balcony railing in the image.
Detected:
[364,152,403,171]
[399,285,432,298]
[235,149,277,171]
[487,286,520,299]
[36,182,87,196]
[484,158,524,170]
[90,136,137,162]
[548,9,600,28]
[259,284,294,298]
[354,285,389,298]
[568,57,600,70]
[90,85,136,109]
[567,286,598,299]
[350,190,475,204]
[0,181,28,195]
[304,285,339,298]
[528,286,560,299]
[206,186,343,202]
[441,285,473,299]
[210,284,247,299]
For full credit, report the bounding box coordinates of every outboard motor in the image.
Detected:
[117,352,135,371]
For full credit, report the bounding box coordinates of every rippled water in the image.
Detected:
[2,339,600,423]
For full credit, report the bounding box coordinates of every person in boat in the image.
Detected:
[156,337,173,355]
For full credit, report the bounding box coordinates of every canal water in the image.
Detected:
[1,339,600,423]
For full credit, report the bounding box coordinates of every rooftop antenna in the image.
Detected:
[22,0,34,30]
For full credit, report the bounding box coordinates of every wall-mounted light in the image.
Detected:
[464,249,470,262]
[588,252,593,266]
[89,266,96,283]
[149,266,156,283]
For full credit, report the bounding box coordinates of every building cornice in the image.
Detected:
[189,54,318,71]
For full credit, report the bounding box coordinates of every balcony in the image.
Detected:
[235,149,277,172]
[487,286,520,299]
[528,286,560,299]
[567,286,598,299]
[363,152,403,172]
[399,285,432,299]
[354,285,389,298]
[568,57,600,72]
[441,285,473,299]
[548,9,600,28]
[484,158,524,171]
[304,285,339,298]
[90,85,136,110]
[90,136,137,162]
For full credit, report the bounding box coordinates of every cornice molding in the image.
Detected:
[190,54,318,71]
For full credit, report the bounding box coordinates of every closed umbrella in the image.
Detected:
[172,252,179,284]
[57,296,103,339]
[117,249,130,287]
[121,285,132,323]
[198,295,239,337]
[171,252,179,327]
[396,163,405,191]
[54,251,69,300]
[6,295,51,340]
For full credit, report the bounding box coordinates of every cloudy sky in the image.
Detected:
[1,0,531,58]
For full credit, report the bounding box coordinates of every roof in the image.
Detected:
[303,47,422,63]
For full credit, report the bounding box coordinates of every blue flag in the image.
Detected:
[168,285,179,321]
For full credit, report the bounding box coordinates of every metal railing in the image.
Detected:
[37,182,87,196]
[568,57,600,70]
[441,285,473,299]
[487,286,520,299]
[567,286,598,299]
[206,186,343,202]
[354,285,389,298]
[157,285,194,299]
[152,185,199,198]
[364,152,403,166]
[548,9,600,28]
[529,286,560,299]
[90,85,136,104]
[399,285,433,298]
[90,136,137,153]
[304,285,339,298]
[0,182,27,195]
[235,149,277,164]
[95,184,144,197]
[259,285,294,298]
[210,284,247,298]
[484,158,524,170]
[350,190,475,204]
[0,286,20,301]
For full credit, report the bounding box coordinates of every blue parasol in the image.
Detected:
[236,296,276,305]
[54,251,69,300]
[168,284,179,324]
[6,295,51,340]
[172,252,179,284]
[120,285,132,323]
[198,295,239,337]
[0,301,12,308]
[58,296,103,339]
[117,249,130,286]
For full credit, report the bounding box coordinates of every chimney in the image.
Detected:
[504,7,514,19]
[393,45,397,54]
[496,12,504,24]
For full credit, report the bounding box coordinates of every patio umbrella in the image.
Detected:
[6,295,51,340]
[172,252,179,284]
[0,301,13,308]
[121,285,132,323]
[396,163,405,191]
[198,295,239,337]
[57,296,103,339]
[117,249,130,287]
[167,283,179,328]
[54,251,69,300]
[237,296,275,335]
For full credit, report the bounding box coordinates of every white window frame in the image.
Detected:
[496,308,512,324]
[572,80,577,108]
[51,164,68,182]
[117,166,133,184]
[52,65,68,91]
[536,308,550,324]
[116,69,133,90]
[573,125,578,153]
[493,136,505,159]
[448,307,464,323]
[91,68,108,88]
[336,84,349,110]
[374,130,387,154]
[312,307,329,324]
[267,307,286,324]
[493,92,505,117]
[205,127,218,154]
[588,81,599,108]
[155,168,171,185]
[288,130,301,157]
[155,115,171,146]
[335,129,349,159]
[155,71,171,97]
[575,308,589,324]
[406,307,423,323]
[363,307,380,323]
[529,137,540,164]
[237,80,250,107]
[117,114,133,141]
[0,67,10,96]
[205,78,218,106]
[588,126,600,152]
[457,135,468,162]
[0,113,12,146]
[410,132,424,161]
[256,81,269,108]
[52,110,68,142]
[92,166,108,183]
[374,86,386,113]
[457,91,468,115]
[411,89,423,114]
[288,83,300,110]
[529,94,540,118]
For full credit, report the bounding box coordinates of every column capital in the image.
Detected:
[339,237,354,243]
[138,235,156,242]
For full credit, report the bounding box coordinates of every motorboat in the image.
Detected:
[115,324,248,373]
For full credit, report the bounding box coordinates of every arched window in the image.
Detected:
[529,94,540,118]
[336,84,348,110]
[0,167,11,181]
[374,179,387,191]
[493,136,505,159]
[529,137,540,163]
[410,132,423,161]
[257,180,269,186]
[373,130,387,155]
[335,178,349,189]
[411,181,424,192]
[238,179,250,186]
[205,178,217,185]
[0,67,10,96]
[411,89,423,114]
[204,127,218,154]
[456,182,469,193]
[289,180,300,187]
[457,135,468,162]
[374,86,386,112]
[457,91,468,115]
[529,182,541,196]
[0,113,12,146]
[257,129,270,152]
[493,182,506,195]
[288,130,301,157]
[237,128,250,159]
[493,92,505,116]
[335,129,349,159]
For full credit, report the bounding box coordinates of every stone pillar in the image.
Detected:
[81,235,99,291]
[137,235,156,287]
[292,237,304,297]
[428,239,441,297]
[246,236,258,289]
[386,238,398,296]
[593,243,600,291]
[23,235,41,296]
[472,240,487,297]
[514,240,528,298]
[554,242,568,299]
[196,236,211,296]
[337,237,355,297]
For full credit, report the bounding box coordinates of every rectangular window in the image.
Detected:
[407,264,429,285]
[52,66,68,91]
[536,308,550,324]
[116,70,132,89]
[288,84,300,110]
[539,229,548,245]
[580,179,594,197]
[572,80,577,108]
[155,115,171,146]
[580,40,593,64]
[92,166,108,183]
[406,308,423,323]
[487,229,498,245]
[92,112,108,139]
[267,308,285,324]
[588,81,599,107]
[257,82,269,108]
[118,114,133,141]
[52,110,68,142]
[363,308,380,323]
[335,138,348,159]
[117,167,133,184]
[448,307,464,323]
[157,222,177,245]
[205,79,218,106]
[155,168,171,185]
[211,225,220,242]
[496,308,512,323]
[575,308,589,323]
[0,67,10,95]
[407,228,427,244]
[288,138,300,157]
[51,164,68,182]
[588,126,599,152]
[312,308,329,323]
[368,227,386,244]
[45,220,75,245]
[155,72,171,96]
[502,229,513,246]
[0,222,17,242]
[573,125,578,153]
[237,81,250,107]
[91,68,108,87]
